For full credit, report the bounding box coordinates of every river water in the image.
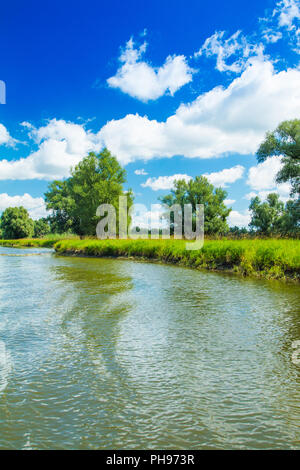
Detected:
[0,246,299,449]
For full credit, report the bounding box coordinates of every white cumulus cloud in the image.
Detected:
[0,119,102,180]
[100,59,300,164]
[2,60,300,179]
[246,156,291,202]
[140,166,244,192]
[0,193,48,220]
[134,168,148,175]
[204,165,245,187]
[0,124,15,147]
[107,38,194,101]
[247,156,283,191]
[228,210,251,227]
[224,199,236,206]
[141,174,192,191]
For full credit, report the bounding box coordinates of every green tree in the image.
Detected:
[34,218,51,238]
[257,119,300,197]
[45,180,79,234]
[229,226,248,237]
[160,176,231,235]
[1,207,34,239]
[249,193,284,234]
[45,149,133,236]
[279,199,300,235]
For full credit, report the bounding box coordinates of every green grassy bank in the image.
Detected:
[53,238,300,282]
[1,237,299,281]
[0,234,79,248]
[0,238,57,248]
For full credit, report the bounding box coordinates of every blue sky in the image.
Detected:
[0,0,300,226]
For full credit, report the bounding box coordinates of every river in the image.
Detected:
[0,246,299,449]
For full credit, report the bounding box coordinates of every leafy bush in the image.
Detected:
[1,207,34,239]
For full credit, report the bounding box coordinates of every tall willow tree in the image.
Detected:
[45,148,133,236]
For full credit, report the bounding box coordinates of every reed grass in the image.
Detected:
[0,233,79,248]
[53,238,300,281]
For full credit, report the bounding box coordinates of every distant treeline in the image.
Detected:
[0,119,299,240]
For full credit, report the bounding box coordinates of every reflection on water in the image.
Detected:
[0,246,299,449]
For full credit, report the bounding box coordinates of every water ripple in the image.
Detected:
[0,247,300,449]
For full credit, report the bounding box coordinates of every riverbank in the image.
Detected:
[55,238,300,282]
[0,235,78,248]
[1,238,299,281]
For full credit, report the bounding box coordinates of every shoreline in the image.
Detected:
[54,249,300,284]
[2,238,298,283]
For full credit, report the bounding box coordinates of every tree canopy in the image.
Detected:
[160,175,231,235]
[257,119,300,197]
[0,206,34,239]
[45,148,133,236]
[249,193,299,235]
[249,193,284,235]
[45,180,78,234]
[34,218,51,238]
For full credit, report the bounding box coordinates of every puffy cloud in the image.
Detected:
[134,168,148,175]
[107,38,194,101]
[141,174,192,191]
[224,199,236,206]
[247,157,283,191]
[0,193,48,220]
[140,166,244,192]
[141,166,244,192]
[2,60,300,180]
[0,119,102,180]
[246,156,291,201]
[0,124,15,146]
[100,114,167,164]
[245,189,290,203]
[194,30,265,73]
[228,210,251,227]
[204,165,245,187]
[100,59,300,164]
